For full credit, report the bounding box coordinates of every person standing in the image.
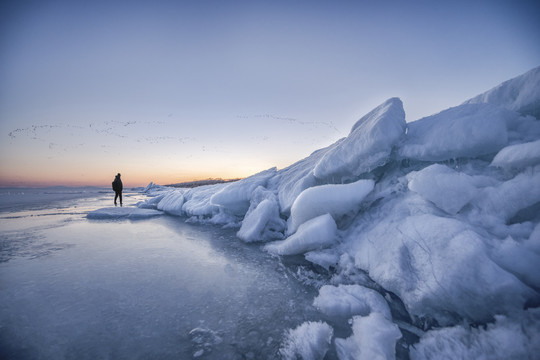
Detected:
[112,173,123,206]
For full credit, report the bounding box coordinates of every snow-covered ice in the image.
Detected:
[398,103,512,161]
[335,313,402,360]
[264,213,337,255]
[463,65,540,118]
[490,139,540,170]
[237,187,286,242]
[210,168,277,216]
[410,308,540,360]
[350,213,534,325]
[87,206,163,219]
[313,97,406,181]
[407,164,477,215]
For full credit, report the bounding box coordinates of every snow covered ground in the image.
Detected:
[137,66,540,359]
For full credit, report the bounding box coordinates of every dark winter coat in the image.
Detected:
[112,176,123,192]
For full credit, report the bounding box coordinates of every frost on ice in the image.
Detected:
[279,321,334,360]
[139,66,540,358]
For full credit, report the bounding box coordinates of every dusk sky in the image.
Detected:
[1,0,539,187]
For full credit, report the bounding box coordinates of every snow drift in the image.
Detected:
[140,66,540,359]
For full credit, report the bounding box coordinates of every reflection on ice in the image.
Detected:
[0,192,321,359]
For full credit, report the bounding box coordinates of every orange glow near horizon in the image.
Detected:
[0,170,247,188]
[0,160,276,188]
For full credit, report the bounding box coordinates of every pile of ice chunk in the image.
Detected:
[139,66,540,359]
[264,213,337,255]
[313,97,406,181]
[287,179,374,235]
[335,313,402,360]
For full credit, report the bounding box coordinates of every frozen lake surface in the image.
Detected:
[0,188,325,359]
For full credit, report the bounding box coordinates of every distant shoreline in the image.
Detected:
[166,178,241,188]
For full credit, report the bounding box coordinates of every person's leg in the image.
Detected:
[114,192,119,206]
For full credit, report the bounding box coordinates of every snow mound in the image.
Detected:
[313,284,391,320]
[279,321,333,360]
[399,103,512,161]
[410,308,540,360]
[491,139,540,170]
[313,98,406,181]
[87,207,163,220]
[288,179,374,235]
[407,164,477,214]
[335,313,402,360]
[264,213,337,255]
[463,66,540,118]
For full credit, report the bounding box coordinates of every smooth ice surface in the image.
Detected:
[313,98,406,181]
[0,189,322,360]
[87,206,163,219]
[335,313,402,360]
[399,103,511,161]
[288,179,374,234]
[0,186,108,212]
[313,284,391,320]
[279,321,333,360]
[264,213,337,255]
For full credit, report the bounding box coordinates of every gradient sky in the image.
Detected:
[1,0,539,187]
